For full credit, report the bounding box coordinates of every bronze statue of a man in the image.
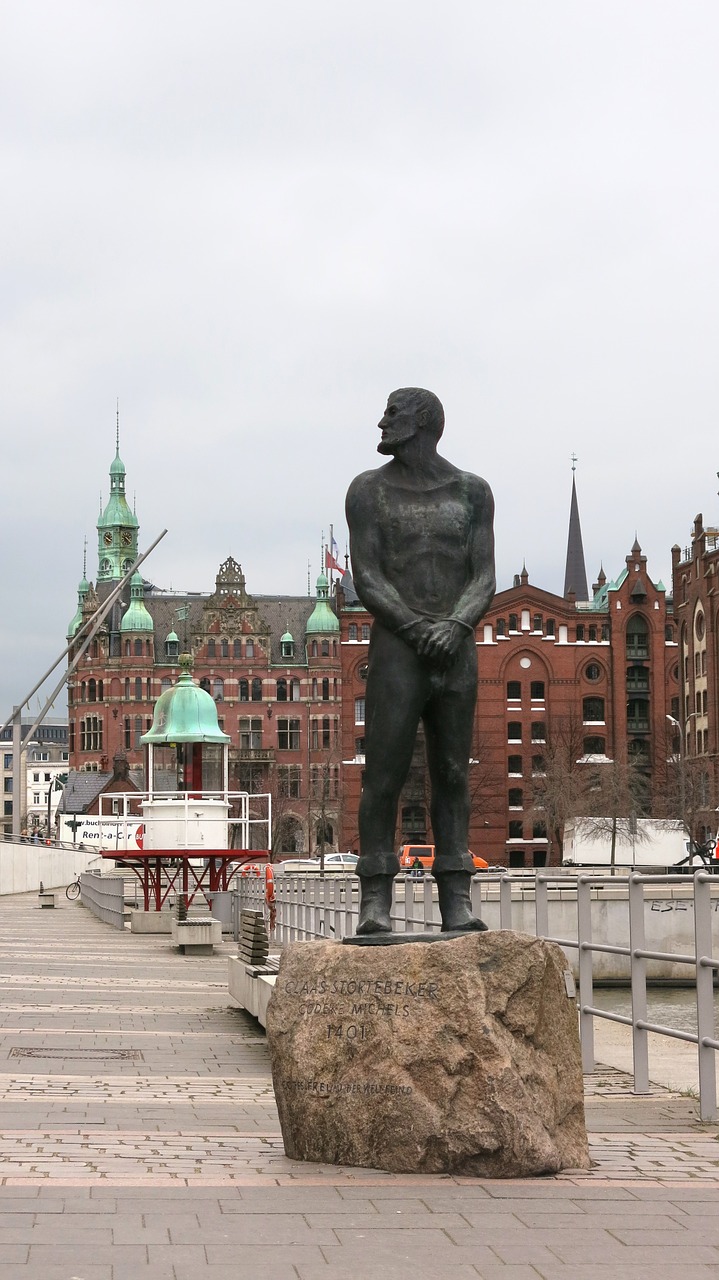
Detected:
[345,388,496,935]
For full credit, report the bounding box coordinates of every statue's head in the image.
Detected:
[377,388,445,455]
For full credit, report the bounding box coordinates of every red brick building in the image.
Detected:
[67,447,344,856]
[338,542,678,868]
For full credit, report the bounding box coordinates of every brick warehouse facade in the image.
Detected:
[68,440,683,865]
[338,544,679,867]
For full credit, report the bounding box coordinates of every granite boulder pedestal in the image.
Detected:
[266,930,590,1177]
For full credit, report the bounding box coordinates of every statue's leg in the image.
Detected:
[356,627,428,934]
[424,638,488,932]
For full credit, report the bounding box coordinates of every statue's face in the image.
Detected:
[377,393,419,454]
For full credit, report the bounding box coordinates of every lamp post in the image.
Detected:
[666,712,700,852]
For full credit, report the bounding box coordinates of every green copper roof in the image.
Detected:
[306,572,339,634]
[98,448,139,531]
[166,630,179,643]
[68,577,89,638]
[281,629,294,643]
[120,572,154,632]
[142,660,230,744]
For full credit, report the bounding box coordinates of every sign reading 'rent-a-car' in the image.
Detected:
[59,816,144,850]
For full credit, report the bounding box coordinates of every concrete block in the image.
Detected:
[130,910,173,934]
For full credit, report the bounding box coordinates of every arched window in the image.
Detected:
[221,639,229,658]
[206,638,215,658]
[124,640,131,657]
[290,679,300,701]
[509,614,518,632]
[200,677,211,693]
[312,678,318,699]
[321,640,329,657]
[233,639,242,659]
[281,636,294,659]
[311,641,318,657]
[361,624,370,641]
[276,678,287,701]
[626,615,649,659]
[124,677,130,700]
[322,716,331,747]
[507,722,522,742]
[348,624,357,640]
[124,717,131,749]
[213,678,224,701]
[88,679,96,702]
[252,678,262,701]
[146,639,152,657]
[80,681,86,702]
[134,638,143,657]
[583,736,605,755]
[161,677,171,692]
[508,788,523,808]
[239,679,249,701]
[145,678,151,700]
[134,677,143,701]
[246,639,254,658]
[496,619,506,637]
[165,635,179,660]
[322,677,330,700]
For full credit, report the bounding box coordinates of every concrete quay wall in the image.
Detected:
[0,840,96,895]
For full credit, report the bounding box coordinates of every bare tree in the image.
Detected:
[529,714,588,858]
[578,748,650,871]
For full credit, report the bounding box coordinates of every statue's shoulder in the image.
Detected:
[457,468,494,509]
[346,466,390,511]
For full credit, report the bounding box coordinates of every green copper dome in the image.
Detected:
[120,572,154,633]
[281,629,294,644]
[306,572,339,634]
[142,659,230,744]
[166,630,179,644]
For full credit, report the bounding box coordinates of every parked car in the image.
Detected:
[323,852,359,869]
[398,844,489,872]
[275,854,359,874]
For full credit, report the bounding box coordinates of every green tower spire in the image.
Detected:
[97,406,139,582]
[306,571,340,635]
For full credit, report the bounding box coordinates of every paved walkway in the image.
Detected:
[1,891,719,1279]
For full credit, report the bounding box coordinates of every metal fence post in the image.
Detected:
[628,873,650,1094]
[535,875,549,939]
[500,875,512,930]
[694,871,717,1122]
[577,876,595,1073]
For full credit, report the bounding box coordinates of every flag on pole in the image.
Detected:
[325,547,343,574]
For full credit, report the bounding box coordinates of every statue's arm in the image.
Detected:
[345,475,422,634]
[450,475,496,629]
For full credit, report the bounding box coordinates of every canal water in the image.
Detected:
[596,986,718,1035]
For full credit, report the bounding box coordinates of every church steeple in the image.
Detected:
[97,407,139,582]
[563,458,588,601]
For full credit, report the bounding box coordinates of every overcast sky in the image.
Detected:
[3,1,719,719]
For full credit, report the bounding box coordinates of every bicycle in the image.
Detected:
[65,856,103,900]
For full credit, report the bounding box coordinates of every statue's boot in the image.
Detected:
[436,871,489,933]
[356,875,395,935]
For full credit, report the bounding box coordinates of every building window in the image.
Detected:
[246,640,254,658]
[322,677,330,700]
[3,778,12,793]
[276,678,287,702]
[161,677,171,692]
[207,639,216,658]
[348,624,357,641]
[627,615,649,659]
[585,663,602,681]
[134,716,142,750]
[290,679,300,701]
[665,625,674,642]
[531,722,546,742]
[533,614,542,632]
[583,696,605,722]
[532,820,547,840]
[507,680,521,700]
[588,625,597,642]
[146,678,152,700]
[509,614,518,632]
[234,639,242,659]
[583,736,605,755]
[88,678,96,702]
[312,678,318,699]
[124,717,131,749]
[135,677,142,701]
[251,678,262,701]
[355,737,365,756]
[507,722,522,742]
[311,641,318,657]
[213,678,224,702]
[507,755,522,776]
[546,619,555,637]
[322,716,331,748]
[355,698,365,724]
[530,681,544,700]
[321,639,330,657]
[239,679,249,701]
[496,619,506,637]
[277,765,301,798]
[508,820,523,840]
[508,849,526,867]
[362,625,370,641]
[133,638,142,657]
[277,718,301,751]
[508,788,523,809]
[221,639,229,658]
[80,716,103,752]
[200,678,211,694]
[281,636,294,659]
[240,718,262,750]
[576,624,585,641]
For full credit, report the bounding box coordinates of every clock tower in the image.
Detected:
[97,425,139,583]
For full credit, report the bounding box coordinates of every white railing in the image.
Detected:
[69,788,273,851]
[232,868,719,1121]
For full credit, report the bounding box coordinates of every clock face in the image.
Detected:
[103,532,112,546]
[121,531,133,546]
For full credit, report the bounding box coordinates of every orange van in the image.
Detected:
[398,844,488,872]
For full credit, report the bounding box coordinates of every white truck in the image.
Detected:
[562,818,715,870]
